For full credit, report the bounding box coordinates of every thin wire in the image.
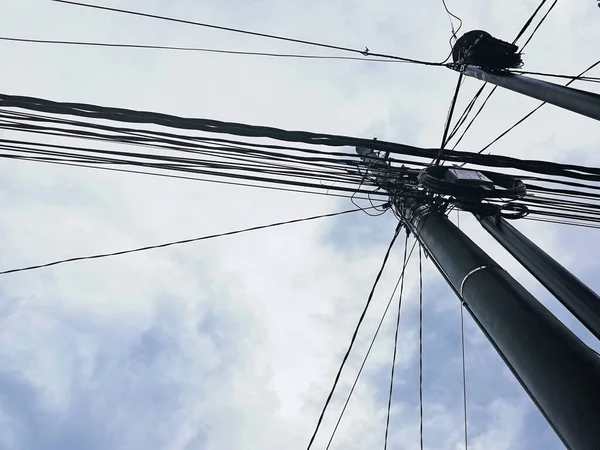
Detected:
[436,72,465,164]
[478,59,600,154]
[306,223,402,450]
[512,0,548,44]
[419,246,424,450]
[440,0,463,46]
[446,0,554,149]
[0,36,403,63]
[460,302,469,449]
[326,234,418,450]
[0,207,371,276]
[457,209,468,449]
[519,0,558,51]
[51,0,448,66]
[384,232,410,450]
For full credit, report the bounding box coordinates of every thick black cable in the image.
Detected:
[51,0,447,66]
[9,93,600,181]
[0,153,388,201]
[383,232,410,450]
[0,207,374,276]
[326,234,417,450]
[306,223,402,450]
[0,36,402,62]
[419,246,424,450]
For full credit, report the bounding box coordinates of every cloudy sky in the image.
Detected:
[0,0,599,449]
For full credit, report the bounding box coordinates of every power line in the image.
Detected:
[446,0,557,149]
[306,223,402,450]
[519,0,558,50]
[419,246,424,450]
[325,234,417,450]
[0,206,376,276]
[0,36,403,63]
[478,59,600,154]
[384,232,410,450]
[50,0,448,66]
[460,301,469,450]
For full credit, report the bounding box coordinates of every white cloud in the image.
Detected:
[0,0,597,448]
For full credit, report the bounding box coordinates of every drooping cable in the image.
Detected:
[51,0,449,66]
[440,0,463,47]
[383,231,410,450]
[0,206,375,276]
[306,223,402,450]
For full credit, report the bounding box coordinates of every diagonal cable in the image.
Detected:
[384,232,411,450]
[306,222,402,449]
[0,206,378,276]
[326,233,417,450]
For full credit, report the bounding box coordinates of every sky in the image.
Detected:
[0,0,599,449]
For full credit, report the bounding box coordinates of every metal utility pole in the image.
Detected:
[450,30,600,122]
[477,214,600,342]
[357,149,600,450]
[461,66,600,122]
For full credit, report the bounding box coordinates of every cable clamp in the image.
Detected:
[460,264,496,298]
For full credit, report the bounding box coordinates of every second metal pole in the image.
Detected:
[461,65,600,122]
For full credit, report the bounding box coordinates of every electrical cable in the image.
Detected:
[446,0,556,150]
[0,36,405,63]
[460,296,469,450]
[306,223,402,450]
[437,72,464,163]
[440,0,463,49]
[384,232,410,450]
[519,0,558,51]
[419,246,424,450]
[0,206,376,276]
[51,0,448,66]
[478,59,600,154]
[326,233,417,450]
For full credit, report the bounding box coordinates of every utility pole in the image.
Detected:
[461,66,600,122]
[356,148,600,450]
[477,214,600,342]
[450,30,600,122]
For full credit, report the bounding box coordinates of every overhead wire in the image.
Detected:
[0,206,376,276]
[4,95,600,227]
[50,0,449,66]
[326,233,417,450]
[477,59,600,154]
[419,246,424,450]
[306,223,402,450]
[445,0,556,150]
[384,231,410,450]
[0,36,406,63]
